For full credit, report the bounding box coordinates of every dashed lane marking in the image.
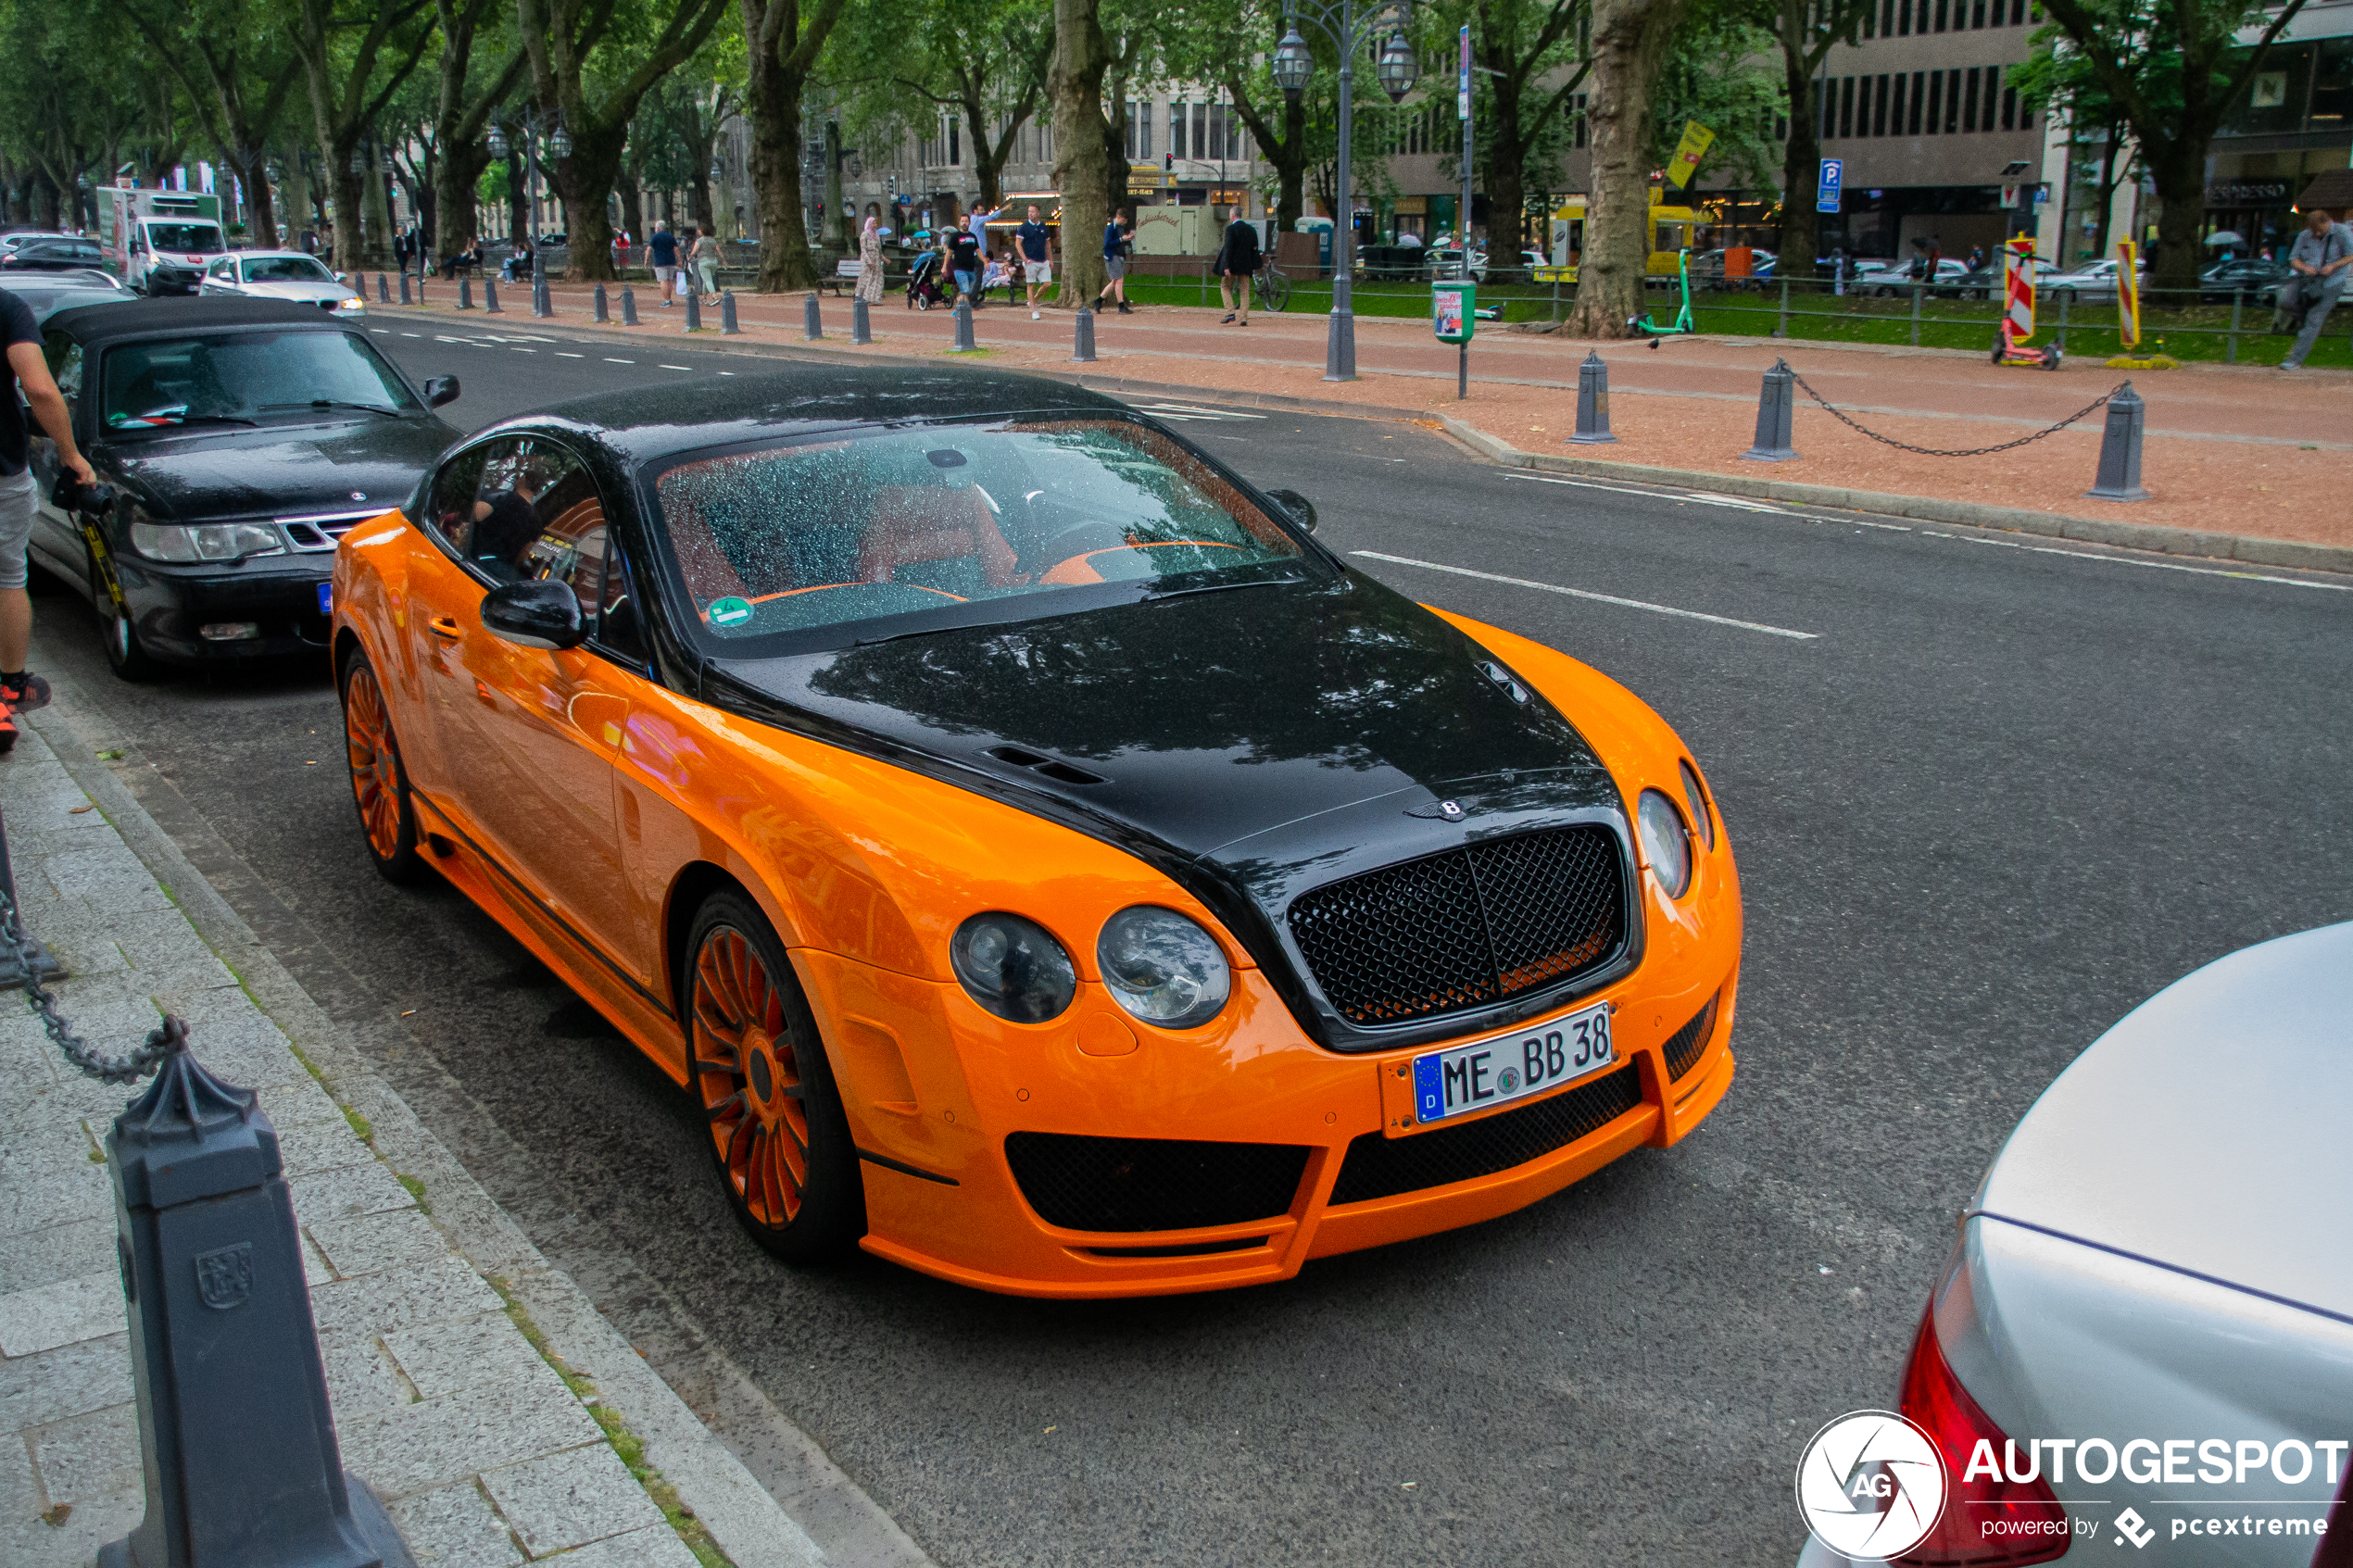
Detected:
[1353,551,1820,641]
[556,351,584,358]
[1135,402,1269,422]
[1927,531,2351,591]
[604,358,634,363]
[659,364,692,370]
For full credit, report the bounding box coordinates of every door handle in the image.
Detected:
[427,616,461,639]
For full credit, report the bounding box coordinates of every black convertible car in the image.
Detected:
[27,298,461,677]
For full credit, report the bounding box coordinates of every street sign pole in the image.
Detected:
[1816,157,1843,216]
[1458,24,1472,399]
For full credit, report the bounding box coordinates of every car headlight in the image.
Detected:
[129,516,286,564]
[335,295,366,311]
[1097,907,1230,1029]
[1679,759,1715,851]
[950,912,1077,1023]
[1636,789,1692,899]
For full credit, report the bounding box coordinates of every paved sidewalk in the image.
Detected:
[0,713,840,1567]
[374,281,2353,554]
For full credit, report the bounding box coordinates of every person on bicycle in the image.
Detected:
[1096,211,1133,314]
[1214,214,1262,325]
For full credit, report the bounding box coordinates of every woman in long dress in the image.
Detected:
[854,217,886,306]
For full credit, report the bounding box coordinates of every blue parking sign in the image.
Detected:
[1817,158,1843,214]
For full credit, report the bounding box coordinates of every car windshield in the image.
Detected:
[244,256,334,283]
[102,331,418,428]
[647,417,1314,652]
[146,223,223,252]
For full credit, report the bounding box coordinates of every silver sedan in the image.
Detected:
[197,250,367,315]
[1798,922,2353,1566]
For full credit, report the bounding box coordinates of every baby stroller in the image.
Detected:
[907,250,946,310]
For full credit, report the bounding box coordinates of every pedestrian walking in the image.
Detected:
[854,215,886,306]
[690,226,722,303]
[1096,212,1134,313]
[0,287,94,754]
[648,221,680,305]
[1214,212,1262,325]
[1015,203,1053,318]
[610,228,631,276]
[2277,205,2352,370]
[949,217,983,307]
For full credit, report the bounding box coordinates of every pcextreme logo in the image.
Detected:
[1795,1411,1948,1561]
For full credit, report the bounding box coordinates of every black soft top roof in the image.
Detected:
[47,297,352,345]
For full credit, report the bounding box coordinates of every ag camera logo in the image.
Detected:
[1796,1411,1948,1561]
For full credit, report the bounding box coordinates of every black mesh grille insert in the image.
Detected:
[1004,1133,1310,1233]
[1663,992,1721,1082]
[1286,826,1627,1027]
[1329,1062,1644,1206]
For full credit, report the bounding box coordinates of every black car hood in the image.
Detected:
[712,572,1633,1048]
[101,415,456,521]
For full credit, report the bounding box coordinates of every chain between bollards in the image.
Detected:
[1788,367,2124,458]
[1,884,177,1084]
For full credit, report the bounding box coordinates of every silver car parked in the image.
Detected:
[1798,922,2353,1567]
[196,250,367,315]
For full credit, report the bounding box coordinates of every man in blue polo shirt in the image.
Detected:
[1015,204,1054,319]
[648,221,681,307]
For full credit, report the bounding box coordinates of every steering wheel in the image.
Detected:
[1038,540,1244,585]
[1023,520,1125,573]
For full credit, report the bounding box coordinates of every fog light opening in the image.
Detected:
[198,621,262,642]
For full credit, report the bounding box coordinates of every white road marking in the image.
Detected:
[510,347,535,352]
[1507,472,1682,502]
[659,364,692,370]
[1353,551,1820,640]
[369,328,388,334]
[556,351,584,358]
[718,370,736,375]
[1136,402,1268,421]
[1683,490,1794,513]
[604,358,635,363]
[1928,531,2352,591]
[400,332,422,338]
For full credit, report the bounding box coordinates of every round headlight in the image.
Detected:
[1637,789,1692,899]
[950,912,1076,1022]
[1096,907,1231,1029]
[1679,759,1715,851]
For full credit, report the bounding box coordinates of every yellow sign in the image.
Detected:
[1666,121,1715,191]
[2115,238,2141,347]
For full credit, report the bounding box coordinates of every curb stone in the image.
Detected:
[384,300,2350,576]
[23,685,935,1568]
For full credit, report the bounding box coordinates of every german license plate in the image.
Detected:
[1410,1000,1615,1126]
[318,582,333,614]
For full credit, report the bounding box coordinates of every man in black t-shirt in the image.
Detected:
[949,219,983,306]
[469,464,547,579]
[0,289,94,751]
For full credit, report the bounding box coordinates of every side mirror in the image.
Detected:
[1265,487,1317,533]
[333,270,348,283]
[422,375,460,408]
[480,580,585,651]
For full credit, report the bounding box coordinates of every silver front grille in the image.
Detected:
[277,508,385,552]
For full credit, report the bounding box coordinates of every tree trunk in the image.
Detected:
[319,132,364,270]
[1488,81,1527,256]
[1048,0,1109,307]
[824,120,850,252]
[281,148,310,245]
[1775,32,1820,281]
[745,48,818,289]
[1566,0,1687,336]
[2145,143,2201,293]
[619,167,644,245]
[364,143,393,264]
[555,123,624,280]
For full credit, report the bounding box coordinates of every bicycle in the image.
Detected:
[1254,262,1290,314]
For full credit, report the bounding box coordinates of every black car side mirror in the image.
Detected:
[1265,487,1317,533]
[481,580,585,651]
[422,376,460,408]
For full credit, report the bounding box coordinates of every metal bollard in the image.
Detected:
[622,284,639,326]
[94,1024,416,1568]
[533,276,551,318]
[685,289,703,331]
[1740,358,1800,461]
[950,298,977,352]
[721,291,740,334]
[484,275,502,314]
[2084,381,2149,502]
[797,293,817,339]
[459,276,475,310]
[398,270,411,306]
[594,282,609,322]
[851,295,872,344]
[377,272,390,304]
[1073,307,1097,362]
[1571,350,1617,444]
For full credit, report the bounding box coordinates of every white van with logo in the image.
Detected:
[96,188,231,295]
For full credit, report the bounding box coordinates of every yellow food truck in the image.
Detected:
[1533,190,1698,284]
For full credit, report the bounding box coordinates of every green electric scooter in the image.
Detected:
[1627,248,1696,347]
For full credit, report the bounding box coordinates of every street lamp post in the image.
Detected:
[486,111,571,275]
[1275,2,1417,380]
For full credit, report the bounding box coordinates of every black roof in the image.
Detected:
[47,296,354,345]
[499,363,1134,465]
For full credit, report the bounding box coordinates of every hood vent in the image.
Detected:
[985,745,1107,787]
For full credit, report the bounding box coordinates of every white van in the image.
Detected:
[96,188,231,295]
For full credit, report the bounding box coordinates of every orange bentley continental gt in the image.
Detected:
[333,368,1740,1298]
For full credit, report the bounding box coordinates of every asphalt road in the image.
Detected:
[32,322,2353,1567]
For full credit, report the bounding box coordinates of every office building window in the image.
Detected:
[1133,102,1151,158]
[2013,0,2027,19]
[1773,108,1787,142]
[1873,73,1890,135]
[1838,76,1855,137]
[1890,72,1907,135]
[1575,93,1590,146]
[1971,0,1985,23]
[1963,66,1979,130]
[1898,0,1911,33]
[1863,2,1874,37]
[1169,102,1184,160]
[1925,69,1943,132]
[1882,0,1896,31]
[1946,69,1963,131]
[1191,103,1207,159]
[1934,0,1948,29]
[2002,81,2019,129]
[949,120,960,165]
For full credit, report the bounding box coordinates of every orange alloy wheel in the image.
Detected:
[694,925,815,1229]
[340,657,426,884]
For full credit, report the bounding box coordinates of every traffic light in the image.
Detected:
[1164,152,1174,173]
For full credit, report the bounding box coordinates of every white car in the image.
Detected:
[1797,923,2353,1567]
[2040,257,2143,305]
[197,250,367,314]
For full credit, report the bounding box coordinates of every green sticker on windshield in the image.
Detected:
[707,596,754,626]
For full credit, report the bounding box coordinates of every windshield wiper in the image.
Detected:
[262,399,402,418]
[112,411,258,429]
[1141,573,1301,604]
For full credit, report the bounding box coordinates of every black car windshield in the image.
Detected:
[244,255,334,283]
[102,331,418,428]
[647,418,1314,650]
[146,224,223,252]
